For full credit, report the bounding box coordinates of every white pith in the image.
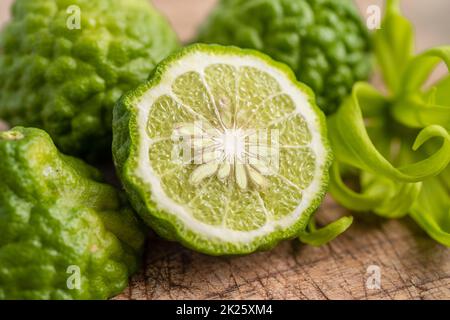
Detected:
[174,121,276,190]
[133,52,328,243]
[221,129,245,161]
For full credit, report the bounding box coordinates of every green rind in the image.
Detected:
[113,44,332,255]
[0,127,145,299]
[0,0,179,161]
[197,0,372,114]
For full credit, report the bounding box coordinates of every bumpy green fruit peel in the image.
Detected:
[0,127,145,300]
[0,0,179,160]
[198,0,372,114]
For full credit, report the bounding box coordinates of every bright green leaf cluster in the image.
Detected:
[329,0,450,246]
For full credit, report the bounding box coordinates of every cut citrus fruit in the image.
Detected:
[113,44,332,255]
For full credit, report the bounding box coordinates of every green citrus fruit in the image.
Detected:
[113,44,332,255]
[0,127,145,299]
[0,0,179,161]
[197,0,372,114]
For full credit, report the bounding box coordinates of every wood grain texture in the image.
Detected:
[0,0,449,300]
[114,196,450,300]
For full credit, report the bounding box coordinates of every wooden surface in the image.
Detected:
[1,0,450,300]
[115,196,450,300]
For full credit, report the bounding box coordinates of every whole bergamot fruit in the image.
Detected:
[0,127,145,300]
[197,0,372,114]
[0,0,179,161]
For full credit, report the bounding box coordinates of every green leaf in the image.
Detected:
[329,162,385,212]
[402,125,450,177]
[328,82,450,182]
[299,216,353,247]
[431,74,450,104]
[400,46,450,95]
[361,172,421,218]
[329,162,421,218]
[373,0,415,95]
[439,164,450,191]
[391,47,450,129]
[392,96,450,129]
[410,176,450,246]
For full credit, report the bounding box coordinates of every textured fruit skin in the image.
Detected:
[0,127,145,300]
[112,44,332,255]
[0,0,179,161]
[198,0,371,114]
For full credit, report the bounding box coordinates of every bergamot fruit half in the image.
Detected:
[198,0,372,114]
[113,44,332,255]
[0,0,179,161]
[0,127,145,299]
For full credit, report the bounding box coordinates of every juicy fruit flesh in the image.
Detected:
[146,63,316,232]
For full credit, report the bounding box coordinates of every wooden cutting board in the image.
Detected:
[1,0,449,300]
